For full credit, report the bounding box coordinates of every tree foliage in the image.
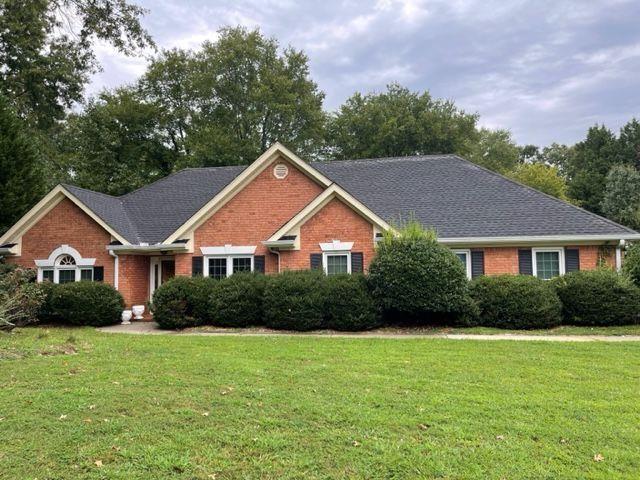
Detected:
[601,164,640,230]
[0,95,45,234]
[326,83,478,160]
[509,162,570,200]
[467,128,520,174]
[566,125,618,213]
[0,0,153,128]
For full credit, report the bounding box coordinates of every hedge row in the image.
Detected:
[153,268,640,331]
[38,281,124,327]
[153,271,381,331]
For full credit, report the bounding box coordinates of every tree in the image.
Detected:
[519,144,539,163]
[57,88,175,195]
[326,83,478,160]
[509,163,570,200]
[601,164,640,230]
[535,143,574,177]
[566,125,618,213]
[0,95,45,234]
[616,118,640,169]
[467,128,520,173]
[187,27,326,166]
[0,0,153,128]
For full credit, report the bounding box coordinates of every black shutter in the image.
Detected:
[254,255,265,273]
[518,249,533,275]
[310,253,322,270]
[351,252,364,273]
[470,250,484,278]
[192,256,203,277]
[565,248,580,272]
[93,266,104,282]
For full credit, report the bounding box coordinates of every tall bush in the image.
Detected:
[152,276,214,329]
[263,270,326,331]
[209,272,266,327]
[323,274,381,331]
[554,270,640,326]
[367,221,472,323]
[470,275,562,329]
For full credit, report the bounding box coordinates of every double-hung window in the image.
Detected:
[452,249,472,279]
[37,250,95,284]
[324,252,350,275]
[201,246,256,279]
[532,248,564,280]
[206,255,254,279]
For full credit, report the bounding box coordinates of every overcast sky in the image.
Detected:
[90,0,640,146]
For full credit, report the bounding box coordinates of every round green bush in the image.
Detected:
[323,274,381,331]
[554,270,640,326]
[622,242,640,287]
[263,270,326,331]
[152,276,214,329]
[470,275,562,329]
[367,232,471,323]
[38,281,124,327]
[209,272,266,327]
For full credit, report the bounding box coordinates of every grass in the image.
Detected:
[1,327,639,479]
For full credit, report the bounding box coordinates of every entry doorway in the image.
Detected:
[150,256,175,300]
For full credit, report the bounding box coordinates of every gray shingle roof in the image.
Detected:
[63,154,637,244]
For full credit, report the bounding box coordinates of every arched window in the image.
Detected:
[35,246,96,283]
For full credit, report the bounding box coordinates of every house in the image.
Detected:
[1,143,638,308]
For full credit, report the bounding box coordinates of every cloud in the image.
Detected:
[85,0,640,146]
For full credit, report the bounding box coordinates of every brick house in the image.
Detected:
[1,143,638,308]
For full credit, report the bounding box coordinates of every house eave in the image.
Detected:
[262,240,296,249]
[438,234,640,247]
[106,244,189,254]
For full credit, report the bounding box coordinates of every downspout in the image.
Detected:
[109,249,119,290]
[616,239,625,272]
[268,247,281,273]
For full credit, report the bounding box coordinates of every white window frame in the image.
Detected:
[204,255,254,279]
[453,249,472,280]
[532,248,565,279]
[322,251,351,275]
[35,245,95,284]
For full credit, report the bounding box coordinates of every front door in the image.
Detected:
[150,257,175,300]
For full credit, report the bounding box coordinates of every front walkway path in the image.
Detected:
[97,322,640,342]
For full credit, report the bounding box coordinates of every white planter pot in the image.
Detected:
[132,305,145,320]
[121,310,133,325]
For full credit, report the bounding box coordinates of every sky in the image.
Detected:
[90,0,640,147]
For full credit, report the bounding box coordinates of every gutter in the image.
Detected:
[109,250,119,290]
[106,244,189,254]
[438,234,640,247]
[262,240,296,249]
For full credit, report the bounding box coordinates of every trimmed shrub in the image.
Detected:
[367,223,471,323]
[470,275,562,329]
[554,270,640,326]
[263,270,326,331]
[39,282,124,327]
[0,262,17,278]
[152,276,214,329]
[323,274,381,331]
[623,242,640,287]
[209,272,266,327]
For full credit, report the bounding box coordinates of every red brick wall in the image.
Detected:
[118,255,150,307]
[280,198,376,271]
[190,157,324,274]
[483,247,520,275]
[7,198,115,284]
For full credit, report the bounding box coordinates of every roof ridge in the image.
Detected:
[446,155,639,235]
[311,154,457,165]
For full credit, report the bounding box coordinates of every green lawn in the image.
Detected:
[1,328,640,479]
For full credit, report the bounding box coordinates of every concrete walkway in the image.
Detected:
[97,322,640,342]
